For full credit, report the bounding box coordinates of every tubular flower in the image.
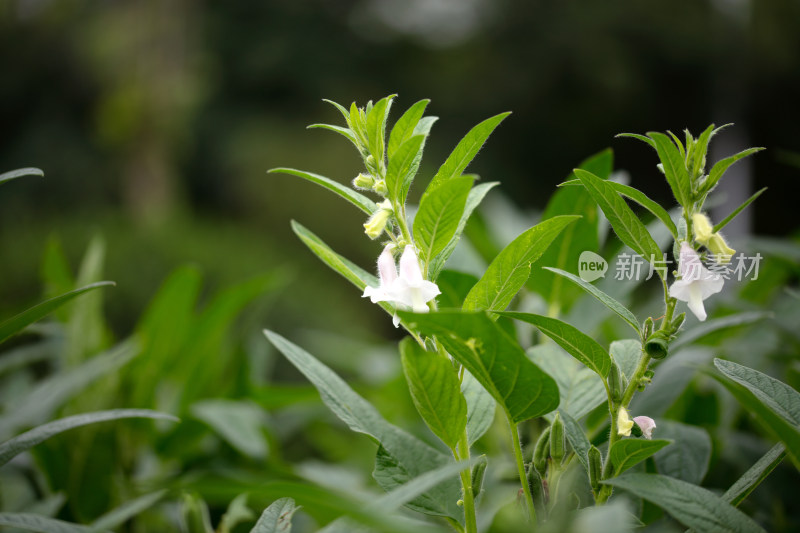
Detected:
[362,244,397,304]
[633,416,657,439]
[669,242,724,322]
[617,407,634,437]
[363,200,393,240]
[692,213,735,264]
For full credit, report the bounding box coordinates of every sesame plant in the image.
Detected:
[266,96,799,532]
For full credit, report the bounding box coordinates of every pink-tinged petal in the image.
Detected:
[377,245,398,286]
[633,416,656,439]
[678,242,700,279]
[399,245,424,285]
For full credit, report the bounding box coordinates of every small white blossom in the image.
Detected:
[362,244,397,304]
[669,242,724,321]
[633,416,656,439]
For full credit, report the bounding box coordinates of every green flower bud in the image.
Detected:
[352,172,374,190]
[471,455,488,498]
[372,179,388,196]
[607,360,625,403]
[645,330,670,359]
[588,445,603,491]
[631,421,643,438]
[366,155,379,174]
[533,425,551,475]
[550,413,566,465]
[643,317,654,340]
[363,200,393,240]
[526,463,546,512]
[669,312,686,335]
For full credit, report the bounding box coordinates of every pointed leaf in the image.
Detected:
[91,490,169,531]
[388,99,429,158]
[529,344,605,421]
[400,338,467,450]
[0,281,115,344]
[308,123,358,146]
[603,473,766,533]
[610,439,672,476]
[385,134,425,204]
[398,310,560,423]
[269,168,376,215]
[703,147,764,194]
[543,267,640,336]
[649,132,691,206]
[0,167,44,185]
[713,187,767,233]
[0,513,110,533]
[463,215,580,311]
[559,410,593,476]
[251,498,297,533]
[191,400,268,459]
[652,420,712,484]
[428,112,510,191]
[366,95,394,165]
[616,133,656,149]
[575,169,663,267]
[714,359,800,426]
[499,312,611,378]
[722,443,785,507]
[0,409,177,468]
[414,176,473,266]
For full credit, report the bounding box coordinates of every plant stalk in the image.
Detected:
[509,420,537,524]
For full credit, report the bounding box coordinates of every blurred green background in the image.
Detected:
[2,0,799,338]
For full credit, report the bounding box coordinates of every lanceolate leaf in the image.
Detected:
[722,443,786,507]
[616,132,656,149]
[251,497,298,533]
[499,312,611,378]
[703,147,764,195]
[670,311,770,351]
[543,267,641,336]
[264,331,461,520]
[649,132,691,206]
[0,167,44,185]
[386,135,425,204]
[0,281,115,344]
[91,490,169,531]
[429,181,499,280]
[399,310,560,423]
[574,169,663,267]
[713,187,767,233]
[388,99,429,158]
[366,95,394,165]
[560,410,593,476]
[268,168,377,215]
[414,176,473,267]
[463,215,580,312]
[399,338,467,450]
[0,513,110,533]
[714,359,800,426]
[603,473,766,533]
[609,439,671,476]
[308,123,358,146]
[428,112,510,191]
[0,409,178,468]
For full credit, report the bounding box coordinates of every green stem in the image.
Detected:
[454,431,478,533]
[509,419,536,524]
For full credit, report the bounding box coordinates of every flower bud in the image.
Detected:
[533,425,551,475]
[642,317,654,340]
[352,173,375,190]
[550,413,566,465]
[366,155,379,174]
[363,200,393,240]
[692,213,714,245]
[471,455,488,498]
[372,179,388,196]
[669,312,686,335]
[526,463,546,511]
[588,445,603,491]
[645,330,670,360]
[617,407,634,437]
[707,233,735,264]
[607,360,625,403]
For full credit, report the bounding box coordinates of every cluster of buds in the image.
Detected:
[352,172,388,197]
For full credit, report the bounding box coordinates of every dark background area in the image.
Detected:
[1,0,798,336]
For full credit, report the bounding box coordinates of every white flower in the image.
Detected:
[362,245,440,327]
[633,416,656,439]
[669,242,724,321]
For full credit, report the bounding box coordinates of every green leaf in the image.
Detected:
[648,132,691,207]
[559,410,593,476]
[575,169,663,267]
[428,112,510,191]
[705,359,800,467]
[0,409,177,468]
[191,400,269,460]
[543,267,641,336]
[722,443,786,507]
[322,98,351,123]
[308,123,358,146]
[610,339,641,380]
[264,331,461,520]
[91,490,169,531]
[0,167,43,185]
[385,134,425,205]
[0,339,139,438]
[428,181,499,280]
[0,281,114,344]
[713,187,767,233]
[528,344,605,421]
[400,338,467,450]
[689,124,719,179]
[268,168,377,215]
[529,150,610,310]
[414,176,473,266]
[714,359,800,426]
[461,369,495,446]
[435,270,479,308]
[603,473,766,533]
[671,311,770,351]
[388,99,429,158]
[367,95,395,165]
[610,439,671,476]
[702,147,764,195]
[652,420,712,485]
[219,494,255,533]
[462,215,580,311]
[398,311,560,423]
[251,498,297,533]
[0,513,110,533]
[499,312,611,378]
[616,132,656,149]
